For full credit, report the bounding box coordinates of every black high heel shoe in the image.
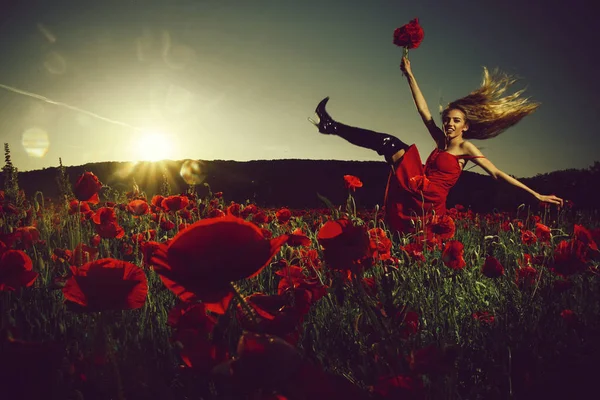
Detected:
[308,97,338,134]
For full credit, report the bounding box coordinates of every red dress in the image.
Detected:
[384,144,485,233]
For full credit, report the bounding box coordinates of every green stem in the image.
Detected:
[229,282,259,331]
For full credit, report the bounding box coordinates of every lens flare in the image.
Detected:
[37,23,57,43]
[43,51,66,75]
[180,159,206,185]
[21,127,50,158]
[135,29,154,62]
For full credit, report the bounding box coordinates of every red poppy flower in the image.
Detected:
[518,254,533,268]
[90,234,101,248]
[69,199,92,216]
[0,203,18,215]
[52,248,72,264]
[161,195,189,212]
[573,224,599,252]
[317,218,373,272]
[62,258,148,311]
[160,218,176,231]
[120,242,134,258]
[472,311,495,325]
[92,207,116,224]
[0,240,7,258]
[252,211,270,225]
[521,230,537,245]
[400,242,425,263]
[276,265,326,301]
[368,228,392,261]
[174,325,230,371]
[227,202,241,217]
[298,248,322,271]
[428,214,456,240]
[139,241,161,268]
[400,310,420,338]
[535,223,551,243]
[92,207,125,239]
[286,228,311,247]
[500,221,511,232]
[343,175,363,191]
[0,250,38,291]
[238,291,309,343]
[181,208,196,221]
[71,243,99,267]
[275,208,292,224]
[207,208,225,219]
[481,256,505,278]
[131,230,156,245]
[551,239,589,276]
[241,204,258,218]
[150,195,165,210]
[442,240,466,270]
[361,276,378,297]
[516,266,537,287]
[393,18,425,49]
[13,226,40,248]
[167,303,228,373]
[94,220,125,239]
[408,174,430,192]
[127,199,149,216]
[74,172,102,204]
[149,215,288,304]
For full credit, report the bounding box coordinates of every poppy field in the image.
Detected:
[1,165,599,400]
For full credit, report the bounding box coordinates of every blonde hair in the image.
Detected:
[440,67,540,140]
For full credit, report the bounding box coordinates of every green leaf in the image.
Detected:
[316,192,338,215]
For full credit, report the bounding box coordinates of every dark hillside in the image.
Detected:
[7,159,600,212]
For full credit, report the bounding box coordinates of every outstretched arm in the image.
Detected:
[401,57,445,147]
[463,142,564,206]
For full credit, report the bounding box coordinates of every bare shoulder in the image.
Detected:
[461,141,484,157]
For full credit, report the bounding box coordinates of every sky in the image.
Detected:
[0,0,598,177]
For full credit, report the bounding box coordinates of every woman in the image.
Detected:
[310,56,564,234]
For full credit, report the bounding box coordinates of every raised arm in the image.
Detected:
[463,142,564,206]
[400,57,445,147]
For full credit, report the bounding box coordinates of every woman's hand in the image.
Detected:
[537,194,564,207]
[400,56,412,77]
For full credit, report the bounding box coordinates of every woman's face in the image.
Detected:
[442,109,469,140]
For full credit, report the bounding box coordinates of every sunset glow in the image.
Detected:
[131,130,175,162]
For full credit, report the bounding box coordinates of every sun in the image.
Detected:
[132,130,175,162]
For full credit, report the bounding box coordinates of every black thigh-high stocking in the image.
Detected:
[314,97,409,165]
[331,123,409,165]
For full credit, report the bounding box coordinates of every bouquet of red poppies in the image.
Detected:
[393,18,424,58]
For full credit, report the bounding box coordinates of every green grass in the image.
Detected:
[1,185,599,399]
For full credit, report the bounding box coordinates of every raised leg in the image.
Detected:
[310,97,409,165]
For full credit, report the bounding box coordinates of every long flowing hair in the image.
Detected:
[440,67,540,140]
